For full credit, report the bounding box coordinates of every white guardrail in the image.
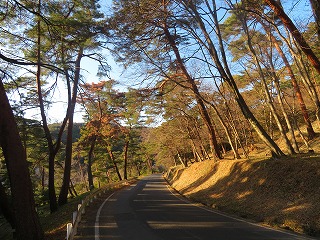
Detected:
[66,180,130,240]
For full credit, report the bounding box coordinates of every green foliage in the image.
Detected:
[49,122,83,144]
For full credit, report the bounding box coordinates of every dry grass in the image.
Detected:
[166,136,320,237]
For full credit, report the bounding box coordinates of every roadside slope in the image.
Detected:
[165,156,320,237]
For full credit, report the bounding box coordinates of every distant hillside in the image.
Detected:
[165,155,320,237]
[48,122,84,144]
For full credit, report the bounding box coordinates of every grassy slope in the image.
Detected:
[166,154,320,237]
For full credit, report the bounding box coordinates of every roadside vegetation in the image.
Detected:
[166,130,320,237]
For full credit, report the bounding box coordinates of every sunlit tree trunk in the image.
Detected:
[184,0,285,157]
[310,0,320,39]
[240,14,295,154]
[223,99,249,158]
[193,120,211,160]
[107,147,122,181]
[161,14,222,159]
[176,150,188,167]
[270,62,300,153]
[271,23,320,139]
[123,139,129,180]
[205,100,241,159]
[186,125,203,162]
[271,31,316,139]
[291,44,320,123]
[265,0,320,75]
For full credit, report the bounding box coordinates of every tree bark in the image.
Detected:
[177,150,188,167]
[271,63,300,153]
[310,0,320,39]
[265,0,320,75]
[0,80,44,240]
[185,0,285,157]
[123,140,129,180]
[203,98,241,159]
[240,15,295,154]
[58,47,83,206]
[268,31,316,139]
[87,137,96,190]
[35,0,59,212]
[161,8,222,159]
[107,147,122,181]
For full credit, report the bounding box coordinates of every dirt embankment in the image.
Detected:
[165,156,320,237]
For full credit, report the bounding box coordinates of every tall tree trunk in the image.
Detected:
[176,150,188,167]
[205,100,241,159]
[161,10,222,159]
[123,140,129,180]
[35,0,59,212]
[147,157,153,173]
[310,0,320,39]
[271,65,300,153]
[262,43,299,152]
[240,15,295,154]
[186,125,203,161]
[263,24,319,139]
[87,97,103,190]
[271,20,320,124]
[193,119,211,160]
[268,27,316,139]
[79,160,89,191]
[107,147,122,181]
[291,44,320,123]
[48,154,57,212]
[0,80,44,240]
[87,137,96,190]
[185,0,285,157]
[58,47,83,206]
[35,1,70,211]
[223,100,249,158]
[265,0,320,75]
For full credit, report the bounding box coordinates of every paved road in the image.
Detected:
[79,174,314,240]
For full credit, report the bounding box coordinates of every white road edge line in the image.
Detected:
[165,183,315,240]
[95,192,116,240]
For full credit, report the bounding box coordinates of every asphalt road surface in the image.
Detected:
[91,174,314,240]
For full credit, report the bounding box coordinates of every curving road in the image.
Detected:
[91,174,313,240]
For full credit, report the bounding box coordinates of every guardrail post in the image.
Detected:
[66,223,73,240]
[72,211,77,225]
